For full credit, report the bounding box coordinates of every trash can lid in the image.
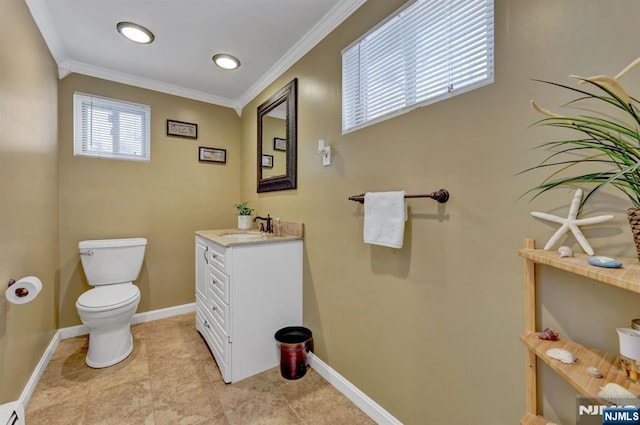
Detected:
[275,326,312,344]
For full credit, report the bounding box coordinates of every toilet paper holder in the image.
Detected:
[7,279,29,298]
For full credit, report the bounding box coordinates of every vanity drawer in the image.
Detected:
[207,289,230,332]
[208,315,230,365]
[208,243,227,273]
[196,306,230,369]
[195,305,214,347]
[208,264,229,304]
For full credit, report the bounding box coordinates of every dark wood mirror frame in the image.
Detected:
[257,78,297,193]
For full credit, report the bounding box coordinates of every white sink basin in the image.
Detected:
[222,232,263,239]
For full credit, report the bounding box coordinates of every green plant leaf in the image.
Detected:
[523,74,640,210]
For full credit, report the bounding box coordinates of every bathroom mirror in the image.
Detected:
[257,78,297,193]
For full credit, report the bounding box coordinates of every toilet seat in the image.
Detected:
[77,283,140,312]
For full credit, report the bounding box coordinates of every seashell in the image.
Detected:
[586,366,603,378]
[558,246,574,258]
[588,256,623,268]
[537,327,559,341]
[546,348,577,364]
[598,383,639,406]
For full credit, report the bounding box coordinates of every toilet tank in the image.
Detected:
[79,238,147,286]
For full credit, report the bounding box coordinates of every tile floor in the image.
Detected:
[25,313,375,425]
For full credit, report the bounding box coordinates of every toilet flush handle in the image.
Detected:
[80,250,94,256]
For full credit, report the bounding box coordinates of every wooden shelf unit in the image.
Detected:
[520,412,553,425]
[520,331,640,402]
[518,239,640,424]
[519,248,640,294]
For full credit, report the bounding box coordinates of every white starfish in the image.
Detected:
[530,189,614,255]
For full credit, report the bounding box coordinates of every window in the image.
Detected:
[342,0,494,134]
[74,93,151,162]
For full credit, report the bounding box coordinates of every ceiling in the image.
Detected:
[25,0,366,114]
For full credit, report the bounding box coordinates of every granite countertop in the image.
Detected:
[195,222,303,247]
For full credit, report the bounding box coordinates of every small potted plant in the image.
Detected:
[523,56,640,258]
[234,201,254,230]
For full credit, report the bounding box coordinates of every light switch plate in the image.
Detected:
[322,146,331,166]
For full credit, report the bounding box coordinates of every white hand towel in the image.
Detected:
[363,191,407,249]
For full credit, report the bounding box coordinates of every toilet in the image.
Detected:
[77,237,147,368]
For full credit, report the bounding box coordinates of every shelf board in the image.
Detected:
[518,248,640,295]
[520,412,553,425]
[521,331,640,403]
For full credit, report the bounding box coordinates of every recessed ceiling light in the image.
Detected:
[212,54,241,70]
[116,22,154,44]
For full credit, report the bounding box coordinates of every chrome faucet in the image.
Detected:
[253,214,273,233]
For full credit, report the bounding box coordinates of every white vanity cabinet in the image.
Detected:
[194,233,302,383]
[195,237,208,300]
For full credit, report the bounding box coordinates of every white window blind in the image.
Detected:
[342,0,494,134]
[73,92,151,162]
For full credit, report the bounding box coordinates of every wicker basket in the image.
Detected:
[627,207,640,260]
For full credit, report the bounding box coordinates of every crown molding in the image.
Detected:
[237,0,368,110]
[25,0,67,76]
[26,0,367,114]
[60,60,239,109]
[26,0,238,109]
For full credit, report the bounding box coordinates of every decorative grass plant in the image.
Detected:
[523,56,640,257]
[525,57,640,207]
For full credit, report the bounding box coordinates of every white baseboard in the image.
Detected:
[58,302,196,339]
[21,302,196,408]
[131,302,195,325]
[58,323,88,339]
[19,330,61,407]
[307,353,403,425]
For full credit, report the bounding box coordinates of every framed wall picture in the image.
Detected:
[167,119,198,139]
[262,154,274,168]
[199,146,226,164]
[273,137,287,151]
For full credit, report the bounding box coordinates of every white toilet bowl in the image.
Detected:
[77,238,146,368]
[76,283,141,368]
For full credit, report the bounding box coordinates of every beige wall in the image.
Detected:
[58,74,242,327]
[240,1,640,423]
[4,0,640,421]
[0,0,59,403]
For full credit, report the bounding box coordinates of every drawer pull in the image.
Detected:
[203,320,210,328]
[212,278,217,284]
[211,305,217,311]
[212,254,218,259]
[204,247,209,264]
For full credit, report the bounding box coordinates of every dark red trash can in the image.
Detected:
[274,326,313,380]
